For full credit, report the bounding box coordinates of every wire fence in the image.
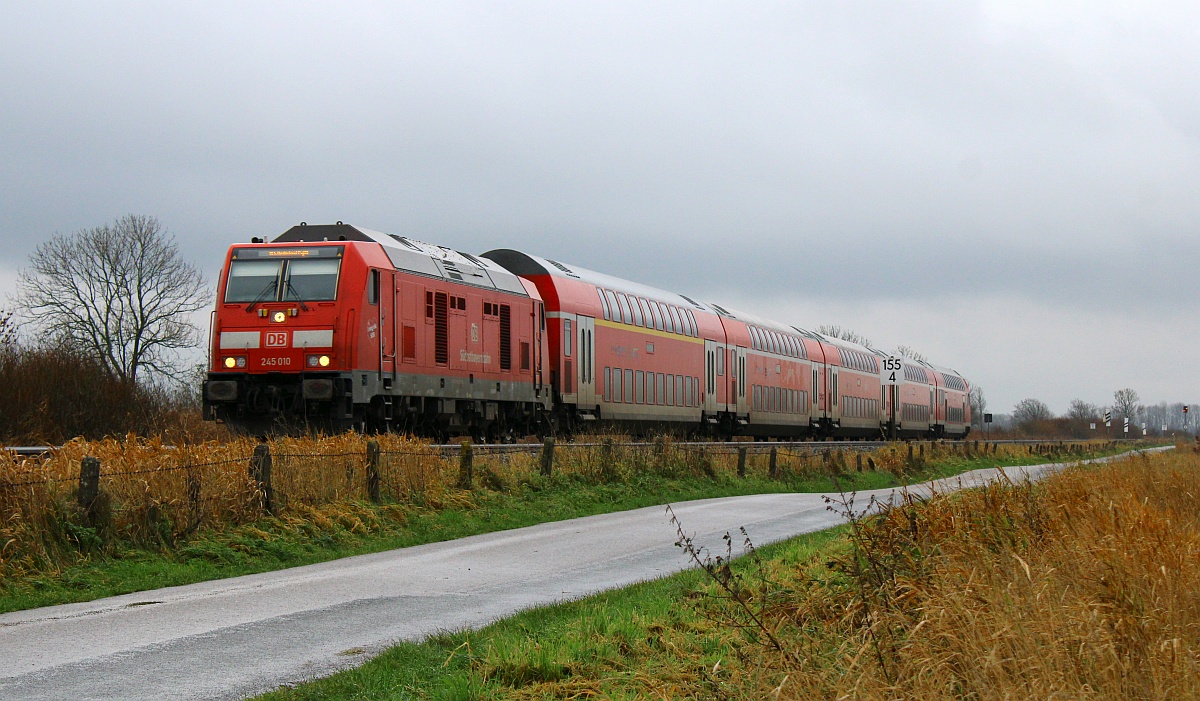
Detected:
[0,434,1142,580]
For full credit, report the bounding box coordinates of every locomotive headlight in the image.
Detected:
[272,311,287,323]
[224,357,236,369]
[306,354,332,368]
[224,356,247,369]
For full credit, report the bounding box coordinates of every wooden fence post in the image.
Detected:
[856,453,863,472]
[78,456,101,525]
[366,439,381,504]
[737,446,748,478]
[250,443,274,514]
[540,437,555,477]
[768,447,778,479]
[186,465,201,524]
[457,441,473,490]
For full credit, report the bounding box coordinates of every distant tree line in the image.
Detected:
[982,388,1195,438]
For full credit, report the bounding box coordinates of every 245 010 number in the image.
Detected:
[261,357,292,367]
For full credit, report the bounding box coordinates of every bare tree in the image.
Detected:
[895,345,927,363]
[816,325,873,347]
[968,383,986,427]
[1066,399,1100,422]
[14,215,208,384]
[0,308,16,350]
[1012,398,1053,427]
[1112,388,1141,419]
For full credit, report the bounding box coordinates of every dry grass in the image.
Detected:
[0,435,1120,587]
[695,446,1200,700]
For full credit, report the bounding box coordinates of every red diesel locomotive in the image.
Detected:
[204,223,970,439]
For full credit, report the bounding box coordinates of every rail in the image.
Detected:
[3,437,1145,459]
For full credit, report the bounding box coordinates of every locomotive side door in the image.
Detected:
[378,269,397,388]
[576,315,596,410]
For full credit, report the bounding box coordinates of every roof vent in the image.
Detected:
[545,259,580,278]
[388,234,423,252]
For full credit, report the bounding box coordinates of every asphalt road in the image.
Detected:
[0,449,1166,700]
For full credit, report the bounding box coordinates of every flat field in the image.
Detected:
[250,445,1199,701]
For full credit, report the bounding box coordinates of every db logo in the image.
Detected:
[265,331,289,348]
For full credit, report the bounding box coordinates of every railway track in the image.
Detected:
[3,437,1139,459]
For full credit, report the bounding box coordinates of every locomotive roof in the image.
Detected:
[482,249,713,312]
[273,223,528,296]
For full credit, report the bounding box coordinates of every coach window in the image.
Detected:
[613,368,622,403]
[657,373,666,404]
[666,306,680,335]
[636,371,644,404]
[604,367,612,402]
[627,296,642,326]
[604,290,620,322]
[563,319,572,357]
[649,302,663,331]
[617,293,633,325]
[717,349,724,376]
[638,298,652,328]
[624,369,634,403]
[686,310,698,337]
[598,288,611,321]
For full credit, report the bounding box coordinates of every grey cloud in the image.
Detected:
[2,2,1198,312]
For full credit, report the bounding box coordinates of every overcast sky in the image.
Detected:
[2,1,1198,415]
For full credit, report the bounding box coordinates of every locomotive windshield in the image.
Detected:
[285,258,340,301]
[224,246,343,303]
[225,259,281,303]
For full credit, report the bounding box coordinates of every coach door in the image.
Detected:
[729,347,748,416]
[829,366,840,425]
[576,316,596,410]
[704,340,720,418]
[378,270,396,388]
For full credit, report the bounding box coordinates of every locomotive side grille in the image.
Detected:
[499,304,511,371]
[435,292,448,365]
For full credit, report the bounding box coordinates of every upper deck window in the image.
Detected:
[225,246,343,304]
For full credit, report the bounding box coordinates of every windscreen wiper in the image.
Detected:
[284,281,311,311]
[245,281,279,312]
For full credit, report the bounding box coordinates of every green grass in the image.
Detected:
[0,441,1140,614]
